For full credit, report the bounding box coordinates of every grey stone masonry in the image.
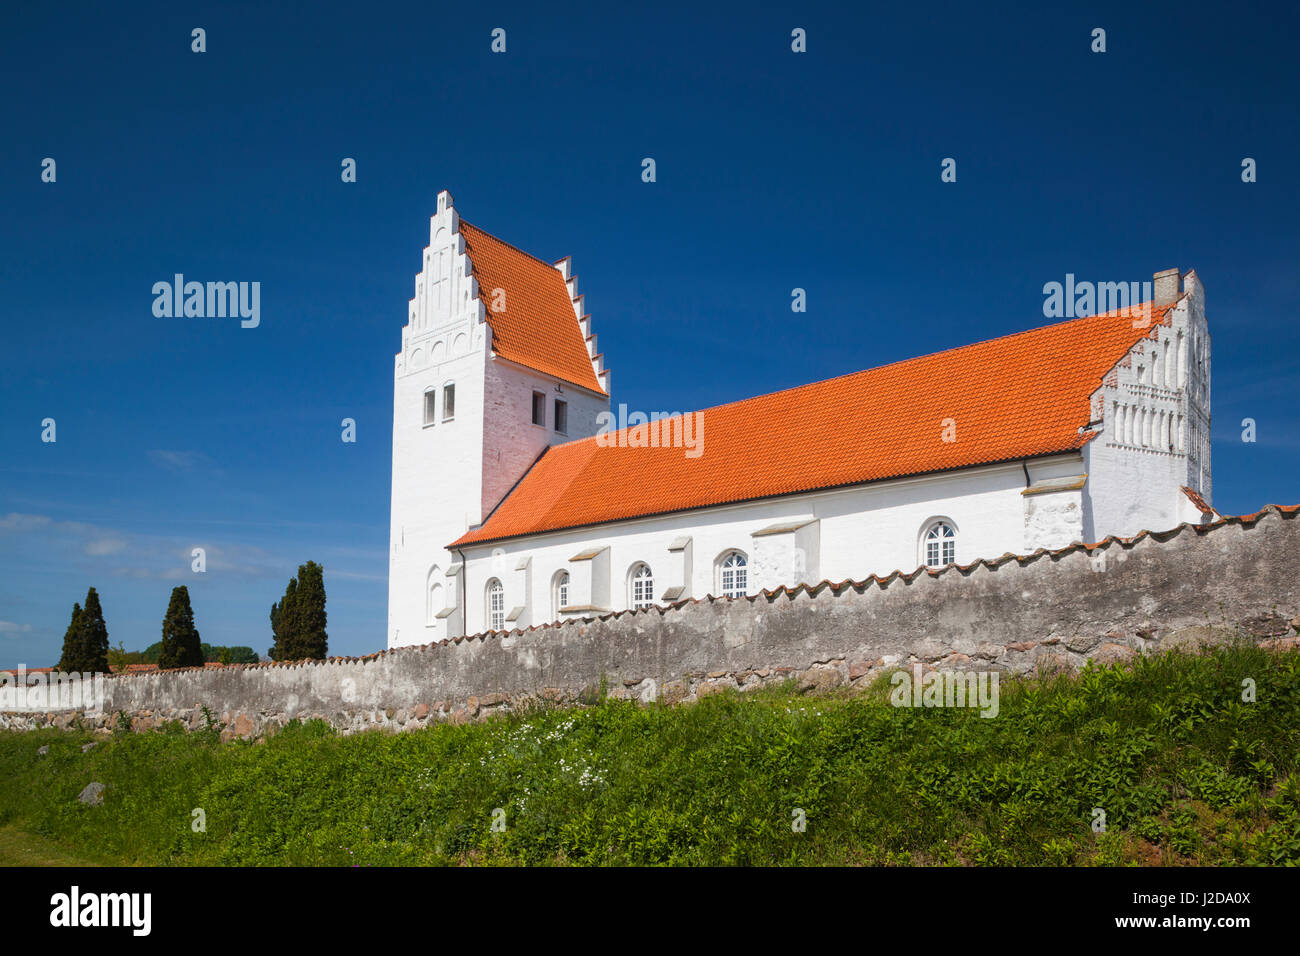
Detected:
[4,505,1297,741]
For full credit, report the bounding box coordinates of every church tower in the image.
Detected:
[387,191,610,647]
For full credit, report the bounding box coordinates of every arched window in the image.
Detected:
[718,551,747,599]
[423,387,437,426]
[486,578,504,631]
[552,571,570,620]
[923,520,956,568]
[629,563,654,610]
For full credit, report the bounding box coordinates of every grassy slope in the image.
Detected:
[1,645,1298,866]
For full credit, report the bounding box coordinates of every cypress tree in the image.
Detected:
[268,563,328,661]
[294,561,328,660]
[268,601,280,660]
[79,587,110,673]
[269,577,298,661]
[158,586,204,669]
[56,602,84,672]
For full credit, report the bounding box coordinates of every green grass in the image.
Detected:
[1,645,1298,866]
[0,824,99,867]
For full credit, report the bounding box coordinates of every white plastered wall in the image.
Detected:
[455,453,1092,636]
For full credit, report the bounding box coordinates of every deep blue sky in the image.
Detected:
[2,1,1297,665]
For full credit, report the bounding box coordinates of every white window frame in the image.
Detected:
[921,519,957,569]
[628,563,655,610]
[486,578,504,631]
[718,550,747,599]
[423,388,437,427]
[552,570,570,620]
[442,382,455,422]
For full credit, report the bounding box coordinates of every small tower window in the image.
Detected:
[554,399,568,434]
[629,563,654,609]
[719,551,747,598]
[442,383,455,421]
[423,389,437,426]
[923,521,956,568]
[486,578,504,631]
[531,391,546,426]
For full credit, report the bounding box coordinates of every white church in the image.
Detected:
[388,191,1213,646]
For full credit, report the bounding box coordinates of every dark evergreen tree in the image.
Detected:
[268,577,297,661]
[267,563,327,660]
[79,587,110,673]
[158,586,204,669]
[293,561,329,660]
[56,602,84,672]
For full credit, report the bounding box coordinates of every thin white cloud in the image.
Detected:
[84,536,128,556]
[0,511,384,590]
[0,513,53,533]
[326,569,388,582]
[0,512,281,580]
[148,450,211,472]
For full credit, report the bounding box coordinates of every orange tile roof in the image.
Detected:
[1182,486,1215,515]
[458,220,605,395]
[452,302,1177,547]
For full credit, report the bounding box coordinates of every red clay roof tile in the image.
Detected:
[459,220,605,395]
[452,302,1177,547]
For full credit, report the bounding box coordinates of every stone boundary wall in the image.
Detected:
[4,505,1299,740]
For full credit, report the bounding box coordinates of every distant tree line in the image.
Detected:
[112,642,260,667]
